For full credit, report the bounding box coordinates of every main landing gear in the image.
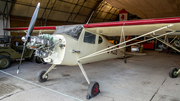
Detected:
[78,61,100,99]
[37,64,56,82]
[169,68,180,78]
[86,81,100,99]
[37,62,100,99]
[38,70,48,82]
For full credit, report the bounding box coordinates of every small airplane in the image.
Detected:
[4,2,180,99]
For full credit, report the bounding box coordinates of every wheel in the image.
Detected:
[87,81,100,99]
[124,58,126,63]
[38,70,48,82]
[169,68,178,78]
[34,56,42,63]
[0,55,11,70]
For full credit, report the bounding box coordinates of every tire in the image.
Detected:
[37,70,48,82]
[0,55,11,70]
[169,68,178,78]
[34,56,42,63]
[124,58,127,63]
[87,81,100,99]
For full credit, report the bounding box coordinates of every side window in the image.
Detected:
[98,36,103,44]
[83,31,96,44]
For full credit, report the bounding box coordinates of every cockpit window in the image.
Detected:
[98,36,103,44]
[54,25,83,40]
[83,31,96,44]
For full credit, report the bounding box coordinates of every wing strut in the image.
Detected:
[150,35,180,53]
[170,35,177,44]
[120,27,126,62]
[120,26,126,44]
[79,31,175,60]
[78,24,174,61]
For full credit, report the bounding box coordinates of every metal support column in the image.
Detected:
[3,0,8,43]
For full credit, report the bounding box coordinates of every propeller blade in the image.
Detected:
[26,2,40,38]
[17,2,40,74]
[17,42,27,74]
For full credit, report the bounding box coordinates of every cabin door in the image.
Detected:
[79,31,97,58]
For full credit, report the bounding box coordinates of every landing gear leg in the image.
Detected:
[169,68,180,78]
[77,61,100,99]
[38,64,56,82]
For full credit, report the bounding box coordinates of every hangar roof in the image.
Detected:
[0,0,120,24]
[1,0,180,25]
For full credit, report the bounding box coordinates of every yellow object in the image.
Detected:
[108,40,114,45]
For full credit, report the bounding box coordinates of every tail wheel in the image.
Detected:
[169,68,178,78]
[0,55,11,70]
[87,81,100,99]
[124,58,127,63]
[38,70,48,82]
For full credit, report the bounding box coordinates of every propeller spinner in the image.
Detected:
[17,2,40,74]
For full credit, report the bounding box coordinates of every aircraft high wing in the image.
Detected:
[4,3,180,99]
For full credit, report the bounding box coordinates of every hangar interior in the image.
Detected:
[0,0,180,101]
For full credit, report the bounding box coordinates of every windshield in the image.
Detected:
[54,25,83,40]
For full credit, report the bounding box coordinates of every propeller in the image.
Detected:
[17,2,40,74]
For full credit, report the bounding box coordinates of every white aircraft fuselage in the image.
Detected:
[27,25,125,66]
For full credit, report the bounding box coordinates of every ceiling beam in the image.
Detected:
[84,0,103,23]
[10,1,90,18]
[66,0,80,24]
[109,8,118,21]
[58,0,92,10]
[44,0,57,26]
[40,0,50,19]
[71,0,86,24]
[3,0,8,15]
[92,2,107,23]
[10,15,83,24]
[2,0,117,18]
[7,0,16,18]
[40,0,50,26]
[102,6,113,22]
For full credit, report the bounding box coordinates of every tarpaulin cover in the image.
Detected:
[54,25,83,40]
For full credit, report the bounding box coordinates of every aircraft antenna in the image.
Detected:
[86,11,94,24]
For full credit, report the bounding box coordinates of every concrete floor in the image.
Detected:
[0,50,180,101]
